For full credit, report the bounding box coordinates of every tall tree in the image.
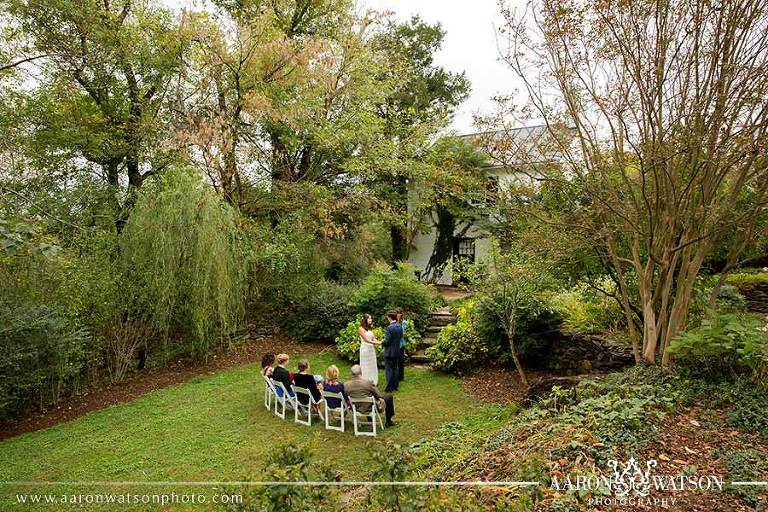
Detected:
[173,10,312,206]
[4,0,189,230]
[370,16,470,264]
[410,136,487,282]
[485,0,768,365]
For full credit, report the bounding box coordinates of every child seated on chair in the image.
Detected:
[322,365,350,409]
[271,353,294,397]
[293,359,322,412]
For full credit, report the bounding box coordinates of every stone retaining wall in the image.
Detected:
[739,283,768,313]
[539,332,635,373]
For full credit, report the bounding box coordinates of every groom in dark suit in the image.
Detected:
[381,310,403,392]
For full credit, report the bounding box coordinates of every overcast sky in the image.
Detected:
[364,0,520,134]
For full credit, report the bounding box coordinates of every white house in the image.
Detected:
[407,126,550,285]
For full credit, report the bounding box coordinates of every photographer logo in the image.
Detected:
[550,457,724,508]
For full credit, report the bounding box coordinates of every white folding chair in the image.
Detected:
[321,390,347,432]
[291,385,323,427]
[271,379,295,419]
[350,396,384,437]
[262,374,276,411]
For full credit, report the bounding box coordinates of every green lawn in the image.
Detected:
[0,352,478,510]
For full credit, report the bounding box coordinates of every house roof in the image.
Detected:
[458,124,574,170]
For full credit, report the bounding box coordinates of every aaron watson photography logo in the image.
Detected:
[550,457,724,507]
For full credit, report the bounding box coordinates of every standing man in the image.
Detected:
[381,310,403,392]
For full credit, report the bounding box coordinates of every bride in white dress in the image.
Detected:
[357,314,381,385]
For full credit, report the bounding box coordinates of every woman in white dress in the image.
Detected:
[357,314,381,385]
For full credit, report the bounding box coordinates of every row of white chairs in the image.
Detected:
[262,375,384,436]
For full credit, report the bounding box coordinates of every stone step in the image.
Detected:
[409,350,431,364]
[428,315,456,327]
[420,336,437,347]
[426,326,444,334]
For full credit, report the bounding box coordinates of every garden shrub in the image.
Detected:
[348,263,437,334]
[689,281,748,321]
[368,440,491,512]
[335,317,384,362]
[321,226,385,285]
[102,318,152,382]
[427,299,489,372]
[409,405,518,475]
[668,312,768,381]
[0,299,89,418]
[724,448,768,506]
[568,378,676,448]
[224,442,340,511]
[551,289,624,335]
[474,291,562,367]
[324,258,369,284]
[725,270,768,291]
[429,292,562,373]
[247,227,325,312]
[514,366,679,451]
[710,284,748,313]
[280,281,354,341]
[59,230,122,334]
[725,382,768,439]
[0,229,114,415]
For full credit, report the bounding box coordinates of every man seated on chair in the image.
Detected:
[293,359,322,411]
[344,364,395,427]
[271,353,294,397]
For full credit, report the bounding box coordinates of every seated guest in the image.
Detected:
[344,364,395,427]
[271,353,294,397]
[293,359,323,408]
[260,352,275,377]
[322,365,349,409]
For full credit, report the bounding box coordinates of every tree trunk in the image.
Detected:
[390,224,407,266]
[510,347,528,387]
[506,315,528,387]
[104,158,127,234]
[423,205,465,281]
[605,235,641,362]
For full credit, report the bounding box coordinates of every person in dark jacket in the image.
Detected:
[395,308,409,382]
[271,353,294,397]
[292,359,322,409]
[381,310,403,393]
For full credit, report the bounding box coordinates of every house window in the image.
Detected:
[453,237,476,264]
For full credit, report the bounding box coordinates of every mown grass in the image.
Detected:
[0,352,478,511]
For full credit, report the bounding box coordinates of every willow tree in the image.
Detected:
[120,168,246,362]
[485,0,768,365]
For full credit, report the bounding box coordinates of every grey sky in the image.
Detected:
[365,0,520,134]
